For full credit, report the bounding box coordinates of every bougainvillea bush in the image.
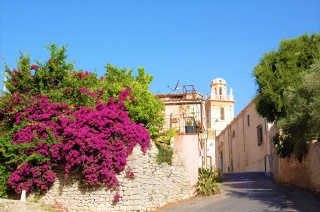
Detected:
[0,44,161,200]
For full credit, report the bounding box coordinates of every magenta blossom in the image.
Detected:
[100,76,105,80]
[126,171,135,179]
[78,72,84,80]
[6,88,150,198]
[78,88,88,93]
[63,87,70,94]
[114,193,121,202]
[30,65,39,70]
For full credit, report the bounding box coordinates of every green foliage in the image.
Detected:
[154,141,174,165]
[100,64,165,138]
[31,194,43,203]
[253,33,320,159]
[274,60,320,159]
[0,43,164,198]
[155,127,177,145]
[184,116,194,126]
[3,44,164,137]
[154,128,176,165]
[195,168,221,196]
[0,122,32,198]
[215,176,224,183]
[253,33,320,122]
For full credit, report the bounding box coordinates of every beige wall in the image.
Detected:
[216,97,272,173]
[215,94,320,194]
[205,100,235,135]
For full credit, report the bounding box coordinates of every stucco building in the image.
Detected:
[204,78,235,170]
[157,78,236,170]
[156,92,205,134]
[215,96,273,173]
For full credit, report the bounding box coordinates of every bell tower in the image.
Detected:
[206,78,235,135]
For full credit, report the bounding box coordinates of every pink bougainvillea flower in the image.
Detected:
[85,71,91,76]
[126,170,135,179]
[114,193,121,202]
[6,88,150,199]
[14,81,18,86]
[78,88,88,93]
[78,72,84,80]
[63,87,70,94]
[12,69,19,74]
[30,65,39,70]
[100,76,105,80]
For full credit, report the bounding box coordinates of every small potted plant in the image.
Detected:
[185,117,195,133]
[196,120,204,133]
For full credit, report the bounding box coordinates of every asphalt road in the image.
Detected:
[158,172,320,212]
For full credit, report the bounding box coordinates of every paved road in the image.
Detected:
[158,172,320,212]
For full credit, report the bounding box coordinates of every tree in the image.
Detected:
[3,44,164,137]
[253,33,320,123]
[0,44,163,199]
[253,33,320,159]
[274,60,320,159]
[100,64,164,138]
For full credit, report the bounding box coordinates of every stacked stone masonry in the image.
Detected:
[271,141,320,193]
[33,143,192,212]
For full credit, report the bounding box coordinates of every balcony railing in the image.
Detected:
[210,95,234,101]
[162,112,207,134]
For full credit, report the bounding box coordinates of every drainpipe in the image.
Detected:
[204,138,207,168]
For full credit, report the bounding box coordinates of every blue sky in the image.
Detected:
[0,0,319,116]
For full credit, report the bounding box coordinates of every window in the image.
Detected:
[232,130,236,138]
[219,87,222,95]
[220,107,225,120]
[257,125,263,146]
[247,115,250,126]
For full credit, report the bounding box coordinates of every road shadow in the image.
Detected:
[221,172,320,212]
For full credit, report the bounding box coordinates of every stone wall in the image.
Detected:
[271,142,320,193]
[35,143,192,212]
